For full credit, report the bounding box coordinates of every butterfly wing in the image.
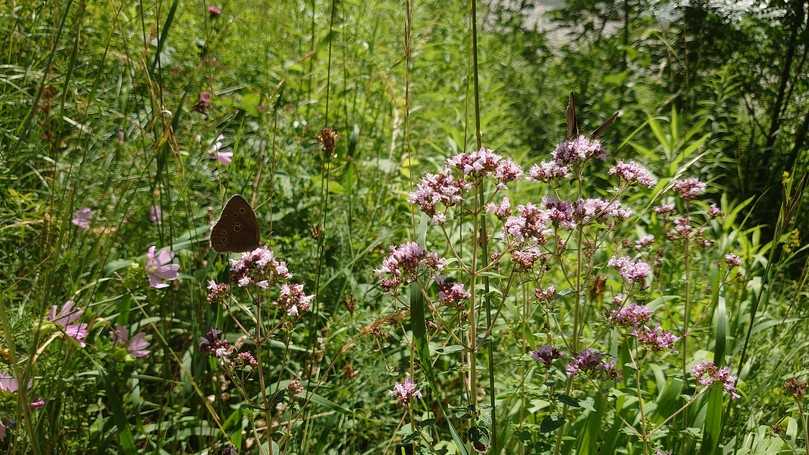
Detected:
[566,93,578,139]
[210,195,260,252]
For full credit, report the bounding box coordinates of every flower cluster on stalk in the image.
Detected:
[376,242,445,293]
[691,361,739,399]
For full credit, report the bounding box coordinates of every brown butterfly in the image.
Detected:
[210,194,260,252]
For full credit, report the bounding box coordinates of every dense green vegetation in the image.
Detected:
[0,0,807,453]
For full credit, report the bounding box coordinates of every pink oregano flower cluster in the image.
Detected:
[608,256,652,285]
[213,246,312,318]
[376,242,446,293]
[409,148,522,224]
[390,377,421,406]
[691,361,739,399]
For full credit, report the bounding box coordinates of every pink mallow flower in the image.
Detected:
[145,246,180,289]
[0,373,20,393]
[48,300,88,347]
[390,377,421,405]
[149,205,162,224]
[691,361,739,399]
[608,256,651,284]
[72,208,93,230]
[209,134,233,165]
[673,178,706,200]
[112,325,151,358]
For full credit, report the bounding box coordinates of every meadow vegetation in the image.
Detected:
[0,0,808,453]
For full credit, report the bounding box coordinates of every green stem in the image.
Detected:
[470,0,496,448]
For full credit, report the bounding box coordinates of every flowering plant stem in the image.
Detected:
[470,0,497,449]
[682,201,691,428]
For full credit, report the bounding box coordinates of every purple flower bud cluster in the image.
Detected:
[409,169,468,224]
[528,161,570,182]
[447,148,523,186]
[199,328,258,369]
[565,349,620,379]
[276,283,313,317]
[207,280,230,304]
[633,326,680,351]
[511,247,542,269]
[376,242,446,293]
[608,256,652,284]
[534,286,556,302]
[230,247,291,288]
[530,345,563,366]
[552,135,606,165]
[390,377,421,406]
[486,197,512,219]
[436,278,470,305]
[505,204,550,243]
[673,178,706,200]
[654,203,675,215]
[724,253,742,268]
[610,303,653,327]
[691,361,739,399]
[635,234,655,249]
[609,161,657,187]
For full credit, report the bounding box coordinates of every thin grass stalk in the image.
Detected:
[302,0,338,450]
[470,0,496,448]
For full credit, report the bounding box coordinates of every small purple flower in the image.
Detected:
[566,349,619,378]
[708,203,721,218]
[673,178,706,200]
[529,161,570,182]
[208,5,222,16]
[534,286,556,302]
[691,361,739,399]
[390,377,421,405]
[531,345,562,366]
[72,208,93,230]
[724,254,742,268]
[194,91,212,113]
[654,203,676,215]
[48,300,88,347]
[552,135,605,165]
[512,247,542,269]
[275,283,313,317]
[0,373,19,393]
[635,234,655,249]
[145,246,180,289]
[376,242,445,293]
[610,304,653,327]
[436,278,470,305]
[122,329,151,358]
[149,205,162,224]
[608,256,651,284]
[64,324,89,347]
[633,326,679,351]
[608,161,657,187]
[486,197,512,219]
[48,300,83,327]
[209,134,233,166]
[30,399,46,409]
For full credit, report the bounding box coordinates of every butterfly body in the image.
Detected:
[210,195,260,252]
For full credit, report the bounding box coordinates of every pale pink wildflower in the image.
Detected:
[145,246,180,289]
[391,377,421,405]
[72,208,93,230]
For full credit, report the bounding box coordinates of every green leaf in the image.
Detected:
[699,384,724,455]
